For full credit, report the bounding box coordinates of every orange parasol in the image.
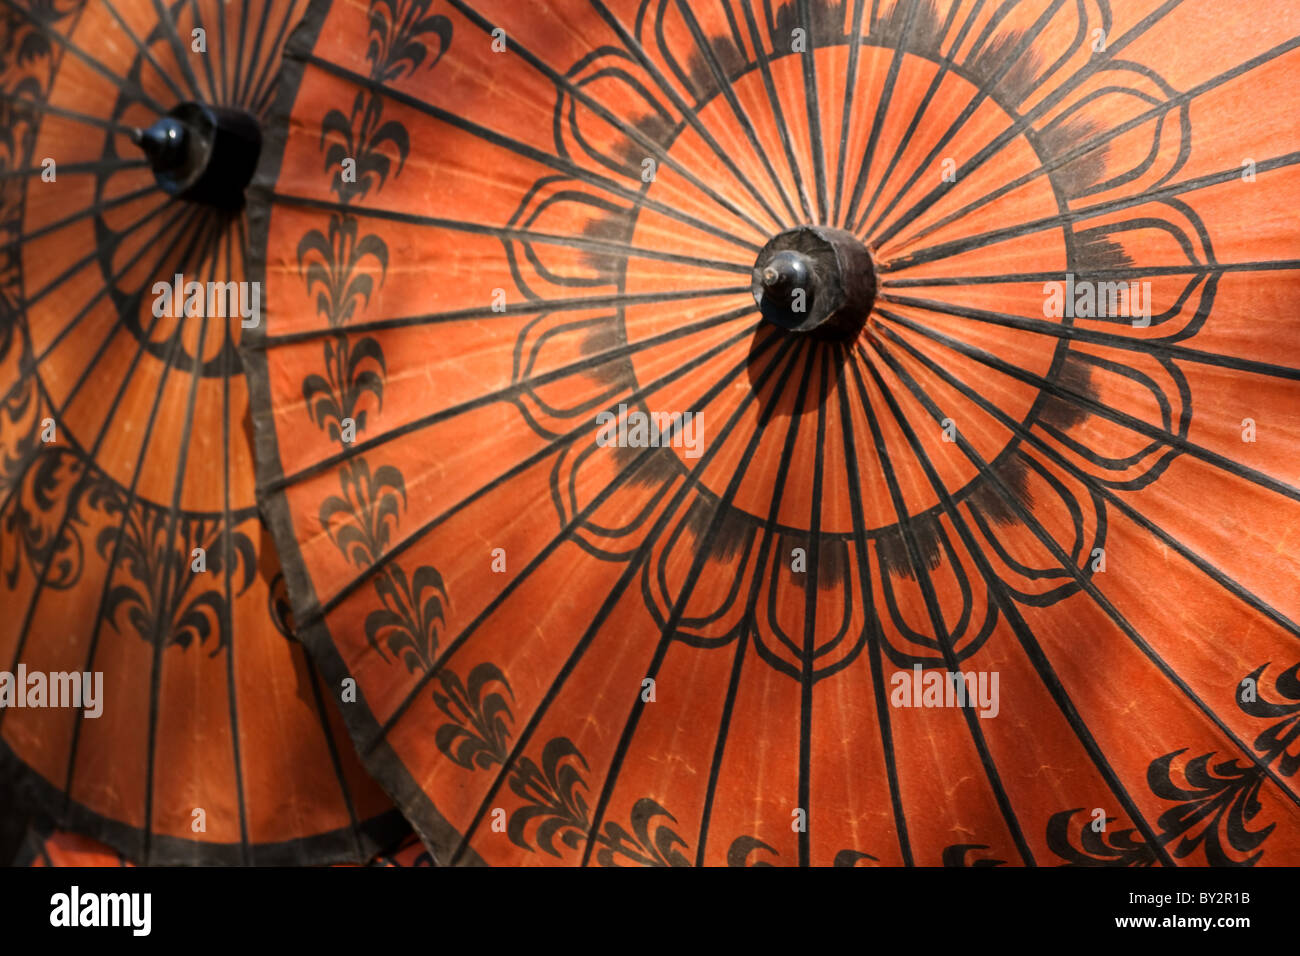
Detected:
[247,0,1300,865]
[0,0,404,863]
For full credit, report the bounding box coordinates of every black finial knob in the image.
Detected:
[132,103,261,209]
[752,226,876,339]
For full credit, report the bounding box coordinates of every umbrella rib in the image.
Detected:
[247,1,302,116]
[0,157,148,181]
[882,261,1300,287]
[186,0,223,104]
[696,340,824,866]
[795,345,832,865]
[217,231,252,863]
[838,0,923,231]
[886,149,1300,271]
[254,284,752,347]
[99,0,189,106]
[795,0,830,223]
[846,346,1037,864]
[142,230,220,862]
[439,333,803,865]
[304,656,366,862]
[286,53,764,256]
[850,0,974,233]
[271,189,753,273]
[0,0,169,115]
[874,316,1300,653]
[52,211,217,820]
[230,0,255,107]
[449,0,780,241]
[264,303,759,496]
[148,0,205,104]
[14,184,158,248]
[850,0,1071,239]
[878,290,1300,383]
[312,316,763,652]
[866,326,1300,813]
[233,0,274,108]
[829,0,870,225]
[0,199,189,525]
[0,90,139,136]
[365,324,787,760]
[578,334,820,867]
[861,0,1186,243]
[733,0,813,222]
[859,334,1176,866]
[877,29,1300,251]
[586,0,792,233]
[670,0,802,225]
[831,350,914,865]
[877,306,1300,507]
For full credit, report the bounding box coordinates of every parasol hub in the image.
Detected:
[752,225,876,340]
[133,102,261,209]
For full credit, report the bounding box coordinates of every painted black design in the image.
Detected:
[433,662,515,770]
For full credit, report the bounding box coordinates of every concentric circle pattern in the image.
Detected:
[248,0,1300,867]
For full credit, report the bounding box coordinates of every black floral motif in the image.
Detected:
[322,91,410,204]
[507,736,592,857]
[297,214,389,330]
[365,0,452,84]
[97,497,257,652]
[320,458,406,568]
[1047,810,1159,867]
[941,844,1006,866]
[366,562,448,671]
[302,334,386,442]
[596,797,691,867]
[433,662,514,770]
[1,446,85,590]
[1239,663,1300,777]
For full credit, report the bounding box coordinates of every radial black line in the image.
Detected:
[0,90,138,135]
[839,0,922,231]
[100,0,189,106]
[860,0,1186,242]
[575,339,820,867]
[263,303,759,496]
[287,52,767,256]
[878,291,1300,382]
[882,261,1300,286]
[443,335,807,865]
[672,0,802,226]
[445,0,780,242]
[796,345,832,865]
[832,350,912,865]
[249,1,302,116]
[230,0,255,107]
[235,0,274,108]
[875,27,1300,250]
[857,0,1070,240]
[56,210,219,818]
[215,227,251,863]
[148,0,204,104]
[585,0,790,235]
[187,0,222,105]
[866,323,1300,816]
[0,200,191,529]
[0,157,147,181]
[0,0,169,115]
[852,0,972,232]
[877,307,1300,506]
[737,0,813,222]
[888,150,1300,271]
[270,188,754,273]
[830,0,869,225]
[862,331,1176,866]
[304,312,763,639]
[254,284,751,347]
[873,315,1300,645]
[142,232,218,860]
[796,0,830,223]
[15,185,158,249]
[848,344,1035,864]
